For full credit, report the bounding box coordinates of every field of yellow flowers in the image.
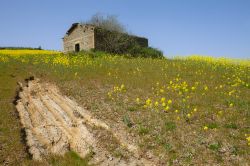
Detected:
[0,49,249,165]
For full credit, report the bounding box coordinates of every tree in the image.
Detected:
[85,13,134,54]
[83,13,163,58]
[94,28,136,54]
[85,13,126,33]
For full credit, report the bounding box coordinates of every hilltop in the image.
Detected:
[0,50,249,165]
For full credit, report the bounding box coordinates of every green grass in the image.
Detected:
[122,114,133,128]
[138,125,150,136]
[49,151,90,166]
[164,121,176,131]
[0,51,249,165]
[209,142,222,152]
[224,123,238,129]
[0,63,31,165]
[207,123,219,129]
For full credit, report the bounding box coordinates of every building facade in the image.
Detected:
[63,23,148,53]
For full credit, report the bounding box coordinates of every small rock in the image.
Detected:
[173,159,179,164]
[108,156,113,161]
[146,152,153,159]
[219,147,227,153]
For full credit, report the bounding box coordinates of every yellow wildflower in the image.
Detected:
[203,126,208,130]
[165,106,170,111]
[160,89,164,93]
[146,98,151,106]
[154,101,159,107]
[120,84,125,90]
[107,92,112,98]
[204,86,208,91]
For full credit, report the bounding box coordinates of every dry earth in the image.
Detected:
[15,78,158,165]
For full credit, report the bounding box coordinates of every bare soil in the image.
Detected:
[15,78,157,165]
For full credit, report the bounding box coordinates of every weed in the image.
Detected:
[138,125,149,135]
[224,123,238,129]
[123,114,133,128]
[209,142,221,152]
[128,106,137,112]
[207,123,219,129]
[164,143,173,151]
[165,121,176,131]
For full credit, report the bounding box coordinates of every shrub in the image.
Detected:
[70,46,164,59]
[127,45,163,58]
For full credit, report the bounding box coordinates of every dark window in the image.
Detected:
[75,43,80,52]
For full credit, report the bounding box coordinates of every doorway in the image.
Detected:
[75,43,80,52]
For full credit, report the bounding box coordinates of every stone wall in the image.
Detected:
[63,24,95,52]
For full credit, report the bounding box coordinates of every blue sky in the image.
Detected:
[0,0,249,58]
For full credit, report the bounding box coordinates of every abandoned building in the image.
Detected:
[63,23,148,53]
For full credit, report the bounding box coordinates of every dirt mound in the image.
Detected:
[15,79,157,165]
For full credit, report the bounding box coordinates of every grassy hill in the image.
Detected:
[0,50,249,165]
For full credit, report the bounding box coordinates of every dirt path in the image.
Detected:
[15,78,157,165]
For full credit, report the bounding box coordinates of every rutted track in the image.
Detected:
[15,78,156,165]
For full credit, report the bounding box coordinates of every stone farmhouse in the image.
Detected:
[63,23,148,52]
